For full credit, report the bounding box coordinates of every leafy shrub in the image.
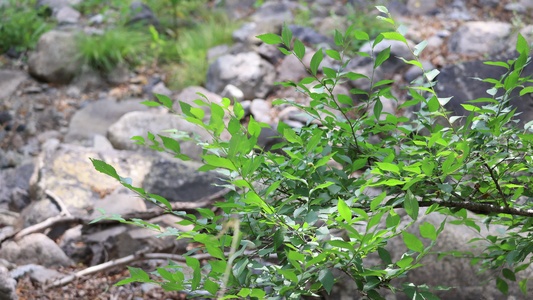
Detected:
[0,0,54,54]
[92,6,533,299]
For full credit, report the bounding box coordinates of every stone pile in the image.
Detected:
[1,0,533,299]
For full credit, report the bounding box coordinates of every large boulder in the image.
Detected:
[64,97,149,146]
[448,21,512,56]
[206,52,276,100]
[106,111,212,160]
[433,57,533,127]
[0,233,72,267]
[28,30,82,84]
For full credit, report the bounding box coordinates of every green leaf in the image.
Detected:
[325,49,341,61]
[519,278,528,296]
[502,268,516,281]
[374,46,391,69]
[293,38,305,59]
[419,222,437,241]
[376,162,399,174]
[354,30,369,40]
[381,32,407,45]
[127,266,150,281]
[371,191,387,211]
[140,101,162,107]
[318,269,334,294]
[403,190,419,220]
[413,40,428,57]
[344,72,369,81]
[90,158,120,181]
[427,96,440,112]
[374,97,383,119]
[158,135,180,154]
[257,33,282,45]
[334,29,344,46]
[310,48,324,76]
[154,93,173,110]
[201,155,237,171]
[281,23,293,48]
[278,269,298,283]
[338,199,352,223]
[376,6,388,14]
[402,231,424,253]
[378,247,392,264]
[496,277,508,295]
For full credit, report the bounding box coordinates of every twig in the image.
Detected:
[45,190,72,217]
[13,215,83,241]
[418,199,533,217]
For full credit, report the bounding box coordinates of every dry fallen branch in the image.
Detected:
[45,250,263,289]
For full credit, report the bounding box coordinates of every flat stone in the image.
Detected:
[0,233,72,267]
[0,70,27,100]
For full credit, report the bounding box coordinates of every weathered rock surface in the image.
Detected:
[0,266,17,300]
[0,70,26,100]
[434,56,533,127]
[64,98,149,145]
[0,233,72,267]
[28,30,82,84]
[448,21,513,56]
[206,52,276,100]
[106,111,212,160]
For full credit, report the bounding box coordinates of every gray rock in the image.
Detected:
[433,57,533,127]
[0,210,19,227]
[0,70,26,100]
[151,82,172,98]
[55,6,80,24]
[403,61,434,82]
[127,1,161,30]
[504,2,527,13]
[70,64,107,92]
[257,43,286,66]
[106,111,212,160]
[105,63,130,85]
[250,99,272,123]
[64,97,149,146]
[89,191,147,219]
[221,84,244,103]
[206,44,231,63]
[0,162,34,211]
[358,39,414,74]
[30,143,161,216]
[143,159,227,203]
[448,21,512,56]
[173,86,224,121]
[58,225,91,264]
[0,149,24,169]
[88,14,104,25]
[407,0,438,15]
[232,22,282,46]
[28,30,82,84]
[250,1,293,23]
[10,264,44,280]
[479,0,499,7]
[276,53,310,82]
[20,197,60,228]
[215,0,255,19]
[85,215,193,265]
[0,233,72,267]
[29,267,66,285]
[288,25,335,46]
[0,266,17,300]
[206,52,276,99]
[36,0,81,13]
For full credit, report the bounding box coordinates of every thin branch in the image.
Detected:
[418,199,533,217]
